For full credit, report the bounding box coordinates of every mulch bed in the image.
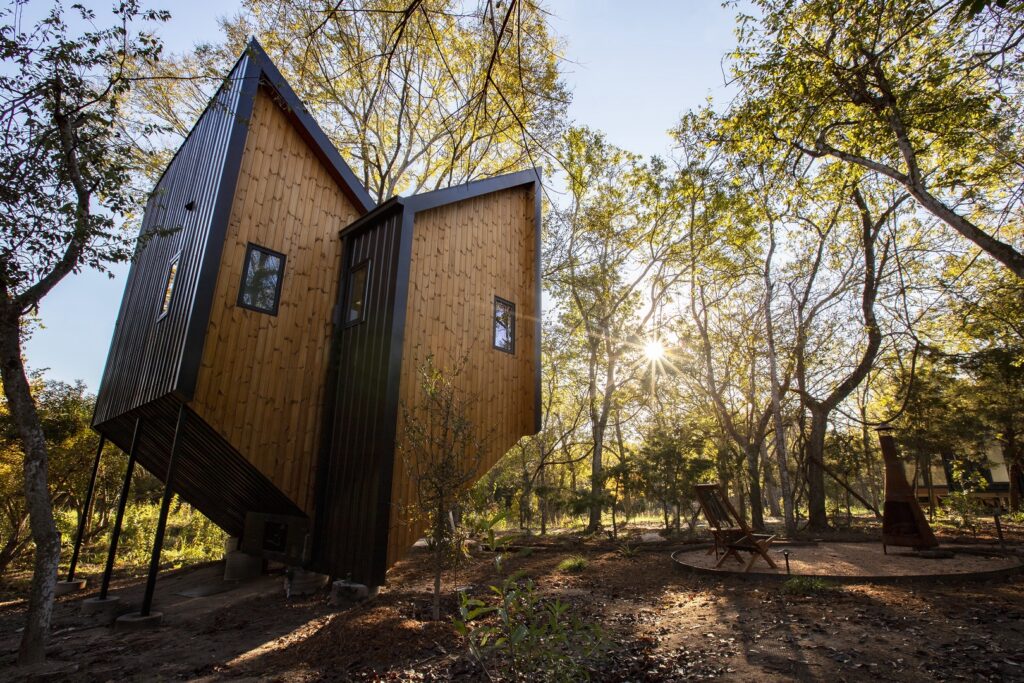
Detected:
[1,524,1023,681]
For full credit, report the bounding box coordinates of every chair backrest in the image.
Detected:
[695,483,748,533]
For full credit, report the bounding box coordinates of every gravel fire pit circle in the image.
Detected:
[671,541,1023,583]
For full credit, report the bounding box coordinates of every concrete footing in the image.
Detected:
[55,579,87,596]
[114,611,163,631]
[330,580,376,608]
[224,536,241,554]
[284,568,329,597]
[224,550,262,581]
[80,596,125,624]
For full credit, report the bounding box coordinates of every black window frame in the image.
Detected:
[343,259,371,327]
[237,242,287,316]
[493,296,516,354]
[157,251,181,321]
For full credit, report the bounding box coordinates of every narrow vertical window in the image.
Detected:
[344,260,370,325]
[238,243,286,315]
[493,297,515,353]
[158,253,180,319]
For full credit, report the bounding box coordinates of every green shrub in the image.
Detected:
[615,542,639,558]
[942,491,983,535]
[781,576,834,595]
[555,555,588,572]
[108,498,225,570]
[454,574,605,681]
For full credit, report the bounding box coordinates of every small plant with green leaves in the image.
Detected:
[942,491,983,537]
[454,572,605,681]
[555,554,588,573]
[615,541,639,558]
[781,576,835,596]
[473,510,513,554]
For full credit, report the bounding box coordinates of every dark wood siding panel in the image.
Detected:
[313,208,404,584]
[93,53,257,426]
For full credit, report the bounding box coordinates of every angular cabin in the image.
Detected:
[92,39,540,586]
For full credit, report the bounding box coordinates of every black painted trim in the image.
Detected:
[308,232,352,570]
[246,39,376,214]
[493,296,516,354]
[338,197,404,238]
[404,168,540,213]
[371,205,415,585]
[532,170,543,434]
[173,54,261,402]
[236,242,287,316]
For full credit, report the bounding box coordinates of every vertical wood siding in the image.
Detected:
[189,87,362,515]
[93,53,255,426]
[313,208,405,584]
[387,185,538,566]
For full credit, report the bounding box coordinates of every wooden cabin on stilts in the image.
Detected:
[66,39,541,625]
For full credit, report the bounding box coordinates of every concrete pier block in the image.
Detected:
[224,536,241,554]
[284,568,328,597]
[55,579,87,596]
[330,580,376,608]
[223,550,262,581]
[80,596,125,624]
[114,611,163,631]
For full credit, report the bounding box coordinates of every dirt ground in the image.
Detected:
[2,527,1023,682]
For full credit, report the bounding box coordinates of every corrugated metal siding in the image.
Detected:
[93,53,256,425]
[313,207,405,584]
[95,397,303,535]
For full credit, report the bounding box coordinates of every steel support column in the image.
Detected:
[140,405,187,617]
[67,435,105,582]
[99,418,141,600]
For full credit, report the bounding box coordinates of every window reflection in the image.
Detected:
[238,244,285,314]
[345,261,370,324]
[159,255,179,318]
[494,297,515,353]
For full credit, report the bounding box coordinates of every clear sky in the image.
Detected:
[23,0,739,391]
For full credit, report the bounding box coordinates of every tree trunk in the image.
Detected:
[539,465,548,535]
[764,233,796,535]
[0,319,60,664]
[745,443,764,531]
[432,551,442,622]
[1007,426,1020,512]
[806,408,830,531]
[589,433,604,531]
[762,443,783,518]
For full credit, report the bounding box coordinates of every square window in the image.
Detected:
[344,260,370,325]
[158,253,179,319]
[238,243,286,315]
[493,297,515,354]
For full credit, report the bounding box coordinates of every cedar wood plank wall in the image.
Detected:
[190,87,362,515]
[387,185,538,566]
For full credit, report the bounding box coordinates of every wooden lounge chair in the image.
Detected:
[695,483,778,572]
